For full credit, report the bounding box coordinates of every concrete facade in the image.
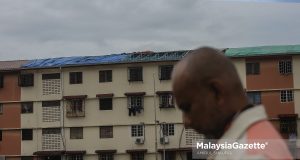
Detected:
[0,47,300,159]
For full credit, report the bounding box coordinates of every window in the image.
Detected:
[99,98,113,110]
[186,152,199,160]
[99,70,112,82]
[42,73,61,95]
[279,60,292,75]
[280,90,294,102]
[128,67,143,81]
[42,101,60,122]
[70,72,82,84]
[21,102,33,113]
[185,128,204,146]
[21,156,33,160]
[247,92,261,104]
[99,153,113,160]
[19,73,34,87]
[161,151,175,160]
[0,74,3,88]
[67,155,83,160]
[42,101,60,107]
[158,93,174,108]
[42,128,62,150]
[131,125,144,137]
[0,103,3,114]
[159,65,173,80]
[42,73,60,80]
[22,129,33,140]
[161,124,175,136]
[100,126,113,138]
[0,130,2,141]
[246,62,260,75]
[65,96,86,117]
[131,152,144,160]
[279,115,297,135]
[128,96,144,116]
[70,127,83,139]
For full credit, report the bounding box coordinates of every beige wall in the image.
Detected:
[21,124,191,155]
[20,69,62,101]
[231,58,246,88]
[21,62,183,127]
[293,56,300,89]
[20,62,194,157]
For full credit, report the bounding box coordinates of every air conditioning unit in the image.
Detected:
[160,137,169,144]
[135,138,144,144]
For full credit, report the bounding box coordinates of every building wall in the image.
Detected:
[0,130,21,155]
[231,58,246,88]
[246,56,293,90]
[262,91,294,118]
[293,56,300,115]
[0,103,21,128]
[0,73,21,101]
[20,62,197,157]
[246,56,295,119]
[0,72,21,156]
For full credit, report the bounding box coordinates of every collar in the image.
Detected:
[219,105,267,141]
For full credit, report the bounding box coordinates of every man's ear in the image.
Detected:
[209,79,225,106]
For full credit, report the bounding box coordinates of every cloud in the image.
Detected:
[0,0,300,60]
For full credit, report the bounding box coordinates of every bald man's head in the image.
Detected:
[172,47,248,138]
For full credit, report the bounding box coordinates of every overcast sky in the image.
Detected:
[0,0,300,60]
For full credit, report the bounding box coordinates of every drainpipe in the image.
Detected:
[153,73,158,160]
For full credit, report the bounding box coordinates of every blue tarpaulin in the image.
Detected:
[22,51,188,69]
[22,54,128,68]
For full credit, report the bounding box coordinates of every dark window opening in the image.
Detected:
[0,74,3,88]
[67,154,83,160]
[19,73,34,87]
[70,72,82,84]
[42,101,61,107]
[246,62,260,75]
[21,156,34,160]
[98,153,114,160]
[247,92,261,105]
[42,73,60,80]
[159,65,173,80]
[22,129,33,140]
[21,102,34,113]
[100,126,113,138]
[42,128,61,134]
[99,70,112,82]
[131,152,144,160]
[128,67,143,81]
[99,98,113,110]
[0,103,3,114]
[161,151,175,160]
[66,99,85,117]
[70,127,83,139]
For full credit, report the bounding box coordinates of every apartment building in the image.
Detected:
[0,60,29,159]
[0,45,300,160]
[18,51,203,160]
[226,45,300,142]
